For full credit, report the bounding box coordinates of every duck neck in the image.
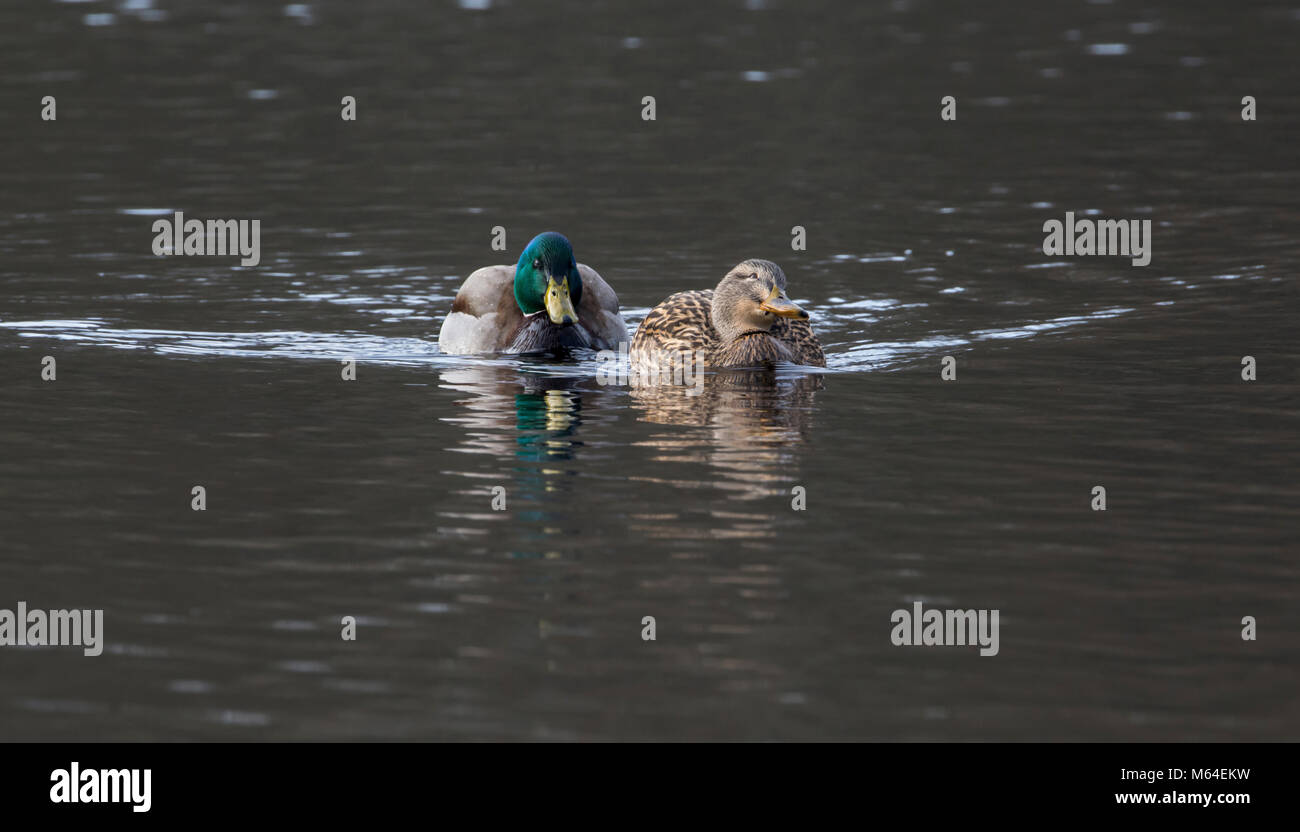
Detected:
[712,308,769,347]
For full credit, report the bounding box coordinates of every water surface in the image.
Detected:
[1,0,1297,740]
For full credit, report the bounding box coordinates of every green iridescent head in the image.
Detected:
[514,232,583,325]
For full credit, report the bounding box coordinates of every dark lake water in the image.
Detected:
[1,0,1297,740]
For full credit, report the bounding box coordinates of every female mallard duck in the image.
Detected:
[438,232,628,354]
[631,259,826,369]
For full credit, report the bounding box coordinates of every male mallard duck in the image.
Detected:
[631,259,825,369]
[438,232,628,354]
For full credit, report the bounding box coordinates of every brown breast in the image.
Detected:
[711,332,795,367]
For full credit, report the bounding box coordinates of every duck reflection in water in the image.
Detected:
[438,363,590,464]
[438,363,602,560]
[627,367,824,503]
[513,385,582,462]
[437,360,823,550]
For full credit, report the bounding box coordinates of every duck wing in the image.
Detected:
[631,289,718,361]
[438,265,524,354]
[576,264,630,350]
[770,315,826,367]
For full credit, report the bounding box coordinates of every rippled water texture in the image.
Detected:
[0,0,1297,740]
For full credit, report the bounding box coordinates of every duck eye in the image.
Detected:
[533,259,542,270]
[748,273,759,281]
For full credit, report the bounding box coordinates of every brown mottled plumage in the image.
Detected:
[631,259,825,370]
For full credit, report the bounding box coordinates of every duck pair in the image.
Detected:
[438,232,825,368]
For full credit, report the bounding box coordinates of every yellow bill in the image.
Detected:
[545,276,578,325]
[759,285,809,319]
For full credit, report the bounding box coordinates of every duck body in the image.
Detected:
[631,260,826,370]
[439,233,628,355]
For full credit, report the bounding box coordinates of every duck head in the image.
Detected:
[514,232,584,326]
[711,259,808,343]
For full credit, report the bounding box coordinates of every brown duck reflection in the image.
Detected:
[628,369,824,505]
